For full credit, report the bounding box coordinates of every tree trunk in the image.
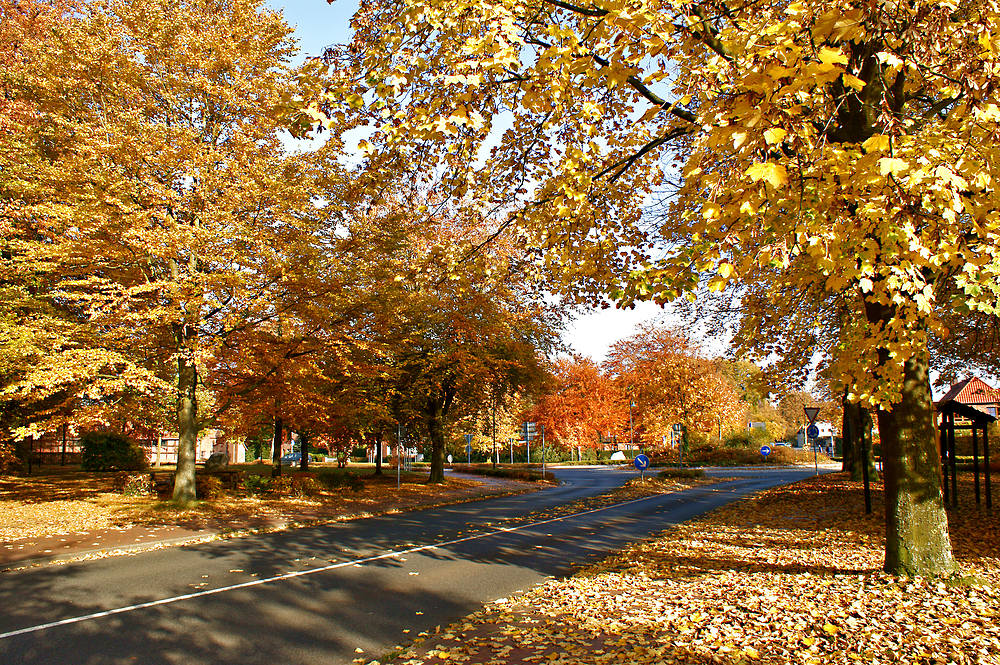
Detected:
[841,390,857,477]
[172,351,198,504]
[374,431,383,475]
[426,402,446,483]
[843,398,877,482]
[875,350,954,575]
[271,415,283,478]
[299,432,309,471]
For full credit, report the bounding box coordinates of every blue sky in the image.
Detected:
[268,0,356,59]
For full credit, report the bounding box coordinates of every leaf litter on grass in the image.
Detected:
[376,473,1000,665]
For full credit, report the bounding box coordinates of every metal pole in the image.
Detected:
[527,433,530,465]
[810,427,817,475]
[397,424,401,490]
[62,424,68,466]
[510,438,513,464]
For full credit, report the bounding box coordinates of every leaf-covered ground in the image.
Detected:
[374,473,1000,665]
[0,466,535,543]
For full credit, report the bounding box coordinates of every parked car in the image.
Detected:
[280,452,302,464]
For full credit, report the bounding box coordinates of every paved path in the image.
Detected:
[0,466,829,665]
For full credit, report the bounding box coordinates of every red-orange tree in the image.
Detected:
[605,326,746,447]
[529,356,626,453]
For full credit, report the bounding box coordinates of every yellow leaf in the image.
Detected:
[862,135,890,152]
[842,73,865,91]
[718,262,735,278]
[764,128,787,145]
[818,47,848,66]
[745,162,788,188]
[878,157,909,176]
[823,622,839,635]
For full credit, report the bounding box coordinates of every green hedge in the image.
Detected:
[80,432,148,471]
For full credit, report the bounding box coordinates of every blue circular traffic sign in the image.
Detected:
[807,424,820,439]
[760,445,772,457]
[633,454,650,470]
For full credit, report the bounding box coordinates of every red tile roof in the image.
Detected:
[938,376,1000,405]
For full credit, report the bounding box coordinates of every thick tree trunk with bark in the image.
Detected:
[426,403,446,483]
[876,351,954,575]
[842,396,877,482]
[424,383,454,484]
[271,415,283,478]
[172,351,198,504]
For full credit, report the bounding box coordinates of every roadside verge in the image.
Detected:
[375,472,1000,665]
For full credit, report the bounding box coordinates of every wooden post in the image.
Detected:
[940,415,949,504]
[985,424,992,510]
[861,419,872,515]
[973,425,981,506]
[950,412,958,508]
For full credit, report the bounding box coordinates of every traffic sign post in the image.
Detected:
[522,422,536,464]
[465,433,473,465]
[633,453,650,481]
[803,407,819,475]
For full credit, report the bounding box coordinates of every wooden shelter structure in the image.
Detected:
[937,399,995,509]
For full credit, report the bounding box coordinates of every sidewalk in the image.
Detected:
[1,472,538,572]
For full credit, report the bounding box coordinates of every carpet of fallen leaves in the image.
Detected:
[0,467,534,542]
[376,473,1000,665]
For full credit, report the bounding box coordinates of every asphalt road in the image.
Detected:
[0,466,827,665]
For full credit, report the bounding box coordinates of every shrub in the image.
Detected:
[115,472,153,496]
[316,468,365,492]
[269,474,324,496]
[197,475,224,499]
[290,476,322,497]
[80,432,148,471]
[657,468,706,479]
[723,427,773,449]
[0,442,19,474]
[243,474,271,495]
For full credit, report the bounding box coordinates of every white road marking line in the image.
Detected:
[0,490,682,641]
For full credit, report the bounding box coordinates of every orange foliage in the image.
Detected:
[605,325,747,445]
[529,357,626,450]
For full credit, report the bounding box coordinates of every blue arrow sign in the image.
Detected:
[760,445,772,457]
[807,424,820,439]
[633,454,650,470]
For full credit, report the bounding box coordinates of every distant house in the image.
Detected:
[937,376,1000,418]
[795,421,836,452]
[27,426,247,466]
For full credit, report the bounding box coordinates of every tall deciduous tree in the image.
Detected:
[3,0,334,502]
[529,356,626,453]
[605,326,746,445]
[332,0,1000,574]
